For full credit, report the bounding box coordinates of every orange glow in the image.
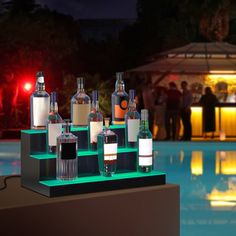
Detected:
[191,151,203,176]
[215,151,236,175]
[209,71,236,74]
[210,201,236,207]
[207,179,236,209]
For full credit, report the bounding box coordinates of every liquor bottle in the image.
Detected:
[88,90,103,150]
[97,118,118,177]
[137,109,153,173]
[30,71,50,129]
[47,92,63,154]
[56,120,78,180]
[71,77,91,126]
[125,89,140,148]
[111,72,129,125]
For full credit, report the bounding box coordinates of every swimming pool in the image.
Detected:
[0,141,235,235]
[0,141,20,176]
[154,141,236,236]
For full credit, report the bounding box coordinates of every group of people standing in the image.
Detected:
[142,80,218,141]
[156,81,193,141]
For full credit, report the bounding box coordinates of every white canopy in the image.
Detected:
[128,42,236,74]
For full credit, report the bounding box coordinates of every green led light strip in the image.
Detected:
[21,124,125,135]
[40,170,165,187]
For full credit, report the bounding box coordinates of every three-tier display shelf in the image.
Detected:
[21,124,166,197]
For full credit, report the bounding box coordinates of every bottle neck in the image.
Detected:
[140,119,149,131]
[50,102,58,113]
[64,124,70,134]
[77,87,85,93]
[115,79,125,92]
[104,119,110,130]
[92,100,99,111]
[77,81,85,93]
[128,99,137,112]
[36,82,45,92]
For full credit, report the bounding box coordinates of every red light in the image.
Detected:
[23,82,32,92]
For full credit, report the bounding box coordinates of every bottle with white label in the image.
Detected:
[71,77,91,126]
[137,109,153,173]
[97,118,118,177]
[30,71,50,129]
[125,89,140,148]
[56,120,78,180]
[88,90,103,150]
[47,92,63,154]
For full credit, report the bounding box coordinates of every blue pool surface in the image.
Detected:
[0,141,20,176]
[0,141,236,236]
[154,142,236,236]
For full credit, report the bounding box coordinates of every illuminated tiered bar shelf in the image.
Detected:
[21,125,166,197]
[191,104,236,137]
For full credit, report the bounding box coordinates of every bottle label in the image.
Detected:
[33,97,50,126]
[72,103,91,126]
[48,123,62,146]
[114,96,128,119]
[61,142,77,160]
[128,119,140,142]
[90,121,103,144]
[104,143,117,161]
[139,139,153,166]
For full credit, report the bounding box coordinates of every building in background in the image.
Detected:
[128,42,236,138]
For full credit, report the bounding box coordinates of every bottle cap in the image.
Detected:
[104,118,110,128]
[36,71,44,83]
[92,90,98,101]
[50,92,57,103]
[141,109,149,120]
[116,72,123,80]
[129,89,135,100]
[77,77,84,90]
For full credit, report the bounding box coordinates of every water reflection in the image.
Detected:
[191,151,203,176]
[207,177,236,210]
[0,159,20,175]
[0,142,21,176]
[216,151,236,175]
[154,146,236,236]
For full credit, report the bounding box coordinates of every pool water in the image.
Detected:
[154,142,236,236]
[0,141,236,235]
[0,141,20,176]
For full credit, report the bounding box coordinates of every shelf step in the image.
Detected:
[30,148,137,160]
[37,170,166,197]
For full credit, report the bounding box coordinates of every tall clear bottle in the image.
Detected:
[56,120,78,180]
[111,72,129,125]
[47,92,63,154]
[97,118,118,177]
[88,90,103,150]
[30,71,50,129]
[71,77,91,126]
[125,89,140,148]
[137,109,153,173]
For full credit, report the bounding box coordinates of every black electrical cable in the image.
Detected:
[0,175,21,191]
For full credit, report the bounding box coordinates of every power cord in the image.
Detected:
[0,175,21,191]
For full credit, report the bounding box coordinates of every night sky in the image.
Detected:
[36,0,137,19]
